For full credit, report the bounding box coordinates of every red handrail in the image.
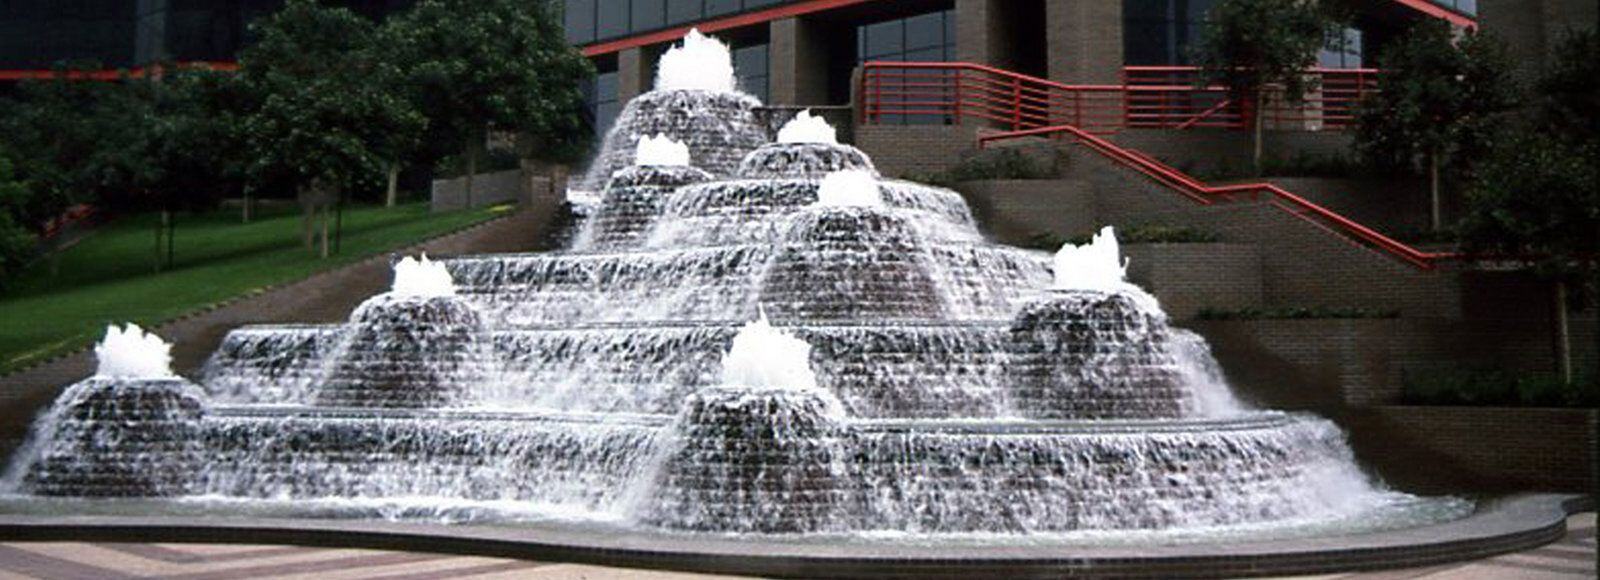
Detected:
[978,124,1452,270]
[863,62,1380,134]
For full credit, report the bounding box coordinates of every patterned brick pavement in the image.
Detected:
[0,512,1589,579]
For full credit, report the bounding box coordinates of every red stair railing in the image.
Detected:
[976,124,1454,270]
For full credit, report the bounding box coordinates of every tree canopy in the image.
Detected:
[1192,0,1338,172]
[1352,20,1517,229]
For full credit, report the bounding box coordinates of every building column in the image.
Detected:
[769,17,829,106]
[618,46,653,101]
[1047,1,1123,84]
[955,0,1006,67]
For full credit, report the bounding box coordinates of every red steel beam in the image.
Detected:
[581,0,883,57]
[1388,0,1477,28]
[0,61,238,81]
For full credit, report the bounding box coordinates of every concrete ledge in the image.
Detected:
[0,495,1585,579]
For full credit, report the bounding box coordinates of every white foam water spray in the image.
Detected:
[391,255,456,298]
[814,170,884,208]
[634,134,691,167]
[777,110,839,145]
[95,323,174,378]
[1053,226,1129,292]
[655,29,736,93]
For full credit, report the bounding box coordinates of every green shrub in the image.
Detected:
[1029,224,1221,251]
[1194,306,1400,320]
[1401,367,1599,408]
[908,147,1066,187]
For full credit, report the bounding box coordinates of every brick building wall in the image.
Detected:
[957,179,1095,244]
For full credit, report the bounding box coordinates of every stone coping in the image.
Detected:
[0,494,1585,579]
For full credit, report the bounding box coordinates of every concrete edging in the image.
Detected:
[0,494,1585,579]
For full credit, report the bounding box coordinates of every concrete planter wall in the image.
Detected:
[431,169,557,212]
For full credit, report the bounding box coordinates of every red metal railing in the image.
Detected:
[1122,66,1378,131]
[975,125,1454,270]
[861,62,1378,133]
[861,61,1125,134]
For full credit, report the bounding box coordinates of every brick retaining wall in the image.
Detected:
[1351,406,1599,493]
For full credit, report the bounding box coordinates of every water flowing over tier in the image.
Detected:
[4,57,1457,540]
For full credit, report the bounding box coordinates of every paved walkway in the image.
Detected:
[0,512,1590,579]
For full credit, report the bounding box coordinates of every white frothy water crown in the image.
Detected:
[634,134,691,167]
[655,29,737,94]
[777,110,838,145]
[94,323,174,379]
[391,254,456,298]
[1053,226,1130,291]
[719,311,819,390]
[814,170,883,208]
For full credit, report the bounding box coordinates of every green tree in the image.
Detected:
[1354,20,1517,231]
[0,153,38,287]
[381,0,592,207]
[1193,0,1336,174]
[0,67,123,233]
[239,0,423,258]
[1459,30,1600,387]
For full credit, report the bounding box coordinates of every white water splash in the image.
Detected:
[94,323,174,379]
[1053,226,1129,291]
[634,134,691,167]
[392,255,456,298]
[777,110,838,145]
[814,170,884,208]
[719,312,818,390]
[655,29,737,94]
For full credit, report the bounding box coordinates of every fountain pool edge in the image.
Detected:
[0,494,1585,579]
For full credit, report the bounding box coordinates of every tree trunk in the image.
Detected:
[242,192,252,223]
[301,187,316,251]
[1429,150,1443,232]
[1555,279,1573,385]
[1251,95,1265,177]
[334,193,345,255]
[164,209,174,268]
[465,144,479,210]
[153,212,166,273]
[385,163,400,208]
[319,203,331,259]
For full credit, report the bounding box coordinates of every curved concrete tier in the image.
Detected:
[0,495,1585,579]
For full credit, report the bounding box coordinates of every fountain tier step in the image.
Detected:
[440,242,1049,325]
[644,179,981,249]
[573,89,768,198]
[42,402,1365,534]
[17,377,205,497]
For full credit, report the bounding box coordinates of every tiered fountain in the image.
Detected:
[3,30,1468,545]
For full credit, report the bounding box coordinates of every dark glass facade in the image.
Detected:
[733,42,769,102]
[858,9,956,124]
[584,65,621,136]
[0,0,411,70]
[564,0,795,45]
[1122,0,1214,66]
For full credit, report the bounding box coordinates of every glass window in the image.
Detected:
[705,0,741,17]
[1122,0,1215,66]
[904,12,944,51]
[856,10,957,125]
[666,0,702,25]
[589,69,622,136]
[597,0,629,39]
[565,0,595,44]
[734,42,768,102]
[632,0,665,32]
[1318,27,1362,69]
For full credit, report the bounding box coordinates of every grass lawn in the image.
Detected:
[0,202,506,374]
